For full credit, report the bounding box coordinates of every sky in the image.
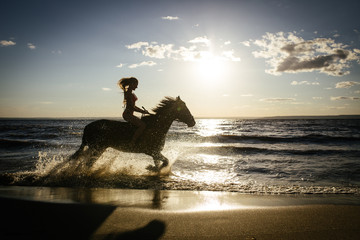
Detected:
[1,0,360,118]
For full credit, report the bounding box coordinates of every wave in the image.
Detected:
[201,134,360,144]
[0,139,48,149]
[0,148,174,186]
[0,139,75,150]
[1,172,359,195]
[189,146,360,156]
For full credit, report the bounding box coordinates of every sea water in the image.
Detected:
[0,118,359,194]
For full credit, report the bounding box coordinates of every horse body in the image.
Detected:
[70,97,195,170]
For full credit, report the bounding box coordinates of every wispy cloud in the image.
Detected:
[126,36,240,63]
[252,31,360,76]
[188,36,210,46]
[27,43,36,50]
[331,96,360,101]
[128,61,157,69]
[0,40,16,47]
[291,81,319,85]
[335,81,360,88]
[102,88,111,91]
[143,44,174,59]
[162,16,179,21]
[221,50,241,61]
[115,63,124,68]
[260,98,295,102]
[126,42,149,49]
[240,41,250,47]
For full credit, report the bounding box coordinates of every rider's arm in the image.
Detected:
[134,106,148,114]
[125,92,149,114]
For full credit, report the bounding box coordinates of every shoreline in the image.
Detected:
[1,186,360,210]
[1,186,360,239]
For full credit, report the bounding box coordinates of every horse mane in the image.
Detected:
[152,97,177,114]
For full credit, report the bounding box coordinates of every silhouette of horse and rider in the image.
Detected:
[70,77,196,171]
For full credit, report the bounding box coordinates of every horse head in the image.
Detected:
[173,96,196,127]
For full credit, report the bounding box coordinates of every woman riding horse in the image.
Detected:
[70,96,196,171]
[118,77,149,147]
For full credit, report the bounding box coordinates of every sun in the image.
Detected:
[194,55,228,83]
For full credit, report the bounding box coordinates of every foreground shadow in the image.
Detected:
[104,220,166,240]
[0,197,116,240]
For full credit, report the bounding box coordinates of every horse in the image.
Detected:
[69,96,196,171]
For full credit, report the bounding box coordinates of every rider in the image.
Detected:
[118,77,149,146]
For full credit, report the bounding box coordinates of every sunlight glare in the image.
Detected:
[197,119,222,136]
[194,55,228,83]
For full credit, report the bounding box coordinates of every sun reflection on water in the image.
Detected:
[197,119,223,137]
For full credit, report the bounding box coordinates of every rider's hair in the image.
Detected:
[117,77,138,92]
[118,77,138,106]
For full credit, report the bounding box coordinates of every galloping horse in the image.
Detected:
[70,96,196,170]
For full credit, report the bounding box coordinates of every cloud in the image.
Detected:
[241,41,250,47]
[126,36,240,63]
[312,97,322,100]
[188,36,210,46]
[115,63,123,68]
[221,50,241,61]
[291,81,319,85]
[27,43,36,50]
[331,96,360,101]
[335,81,360,88]
[102,88,111,91]
[260,98,295,102]
[162,16,179,21]
[126,41,149,49]
[252,32,360,76]
[128,61,157,69]
[0,40,16,47]
[142,44,173,59]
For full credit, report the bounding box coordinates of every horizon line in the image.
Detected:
[1,114,360,120]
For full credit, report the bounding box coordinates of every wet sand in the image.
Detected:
[1,186,360,239]
[94,205,360,240]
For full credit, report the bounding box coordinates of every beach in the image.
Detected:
[1,186,360,239]
[1,118,359,239]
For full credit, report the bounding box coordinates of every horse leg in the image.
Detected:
[152,153,169,169]
[85,146,105,168]
[69,143,86,161]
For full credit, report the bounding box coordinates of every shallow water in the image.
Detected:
[0,118,359,194]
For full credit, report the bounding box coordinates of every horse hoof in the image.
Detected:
[146,165,159,172]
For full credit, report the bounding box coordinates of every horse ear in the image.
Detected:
[176,96,181,101]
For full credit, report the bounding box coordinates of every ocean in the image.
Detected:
[0,118,359,194]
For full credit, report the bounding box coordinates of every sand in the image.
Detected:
[1,186,360,240]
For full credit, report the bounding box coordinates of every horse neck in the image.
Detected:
[153,111,176,133]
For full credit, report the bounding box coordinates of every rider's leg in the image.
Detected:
[125,115,146,145]
[131,120,146,145]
